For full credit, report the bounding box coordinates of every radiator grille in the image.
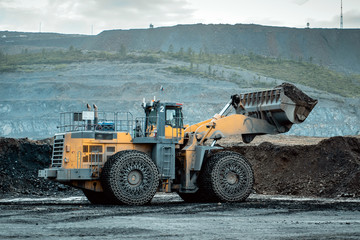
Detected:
[51,135,65,167]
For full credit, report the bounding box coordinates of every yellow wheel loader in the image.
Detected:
[39,83,317,205]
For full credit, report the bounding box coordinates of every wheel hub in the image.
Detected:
[127,170,143,187]
[226,171,239,185]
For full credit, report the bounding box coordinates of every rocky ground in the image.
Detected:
[1,135,359,199]
[1,193,360,240]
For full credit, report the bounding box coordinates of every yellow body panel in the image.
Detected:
[164,125,184,139]
[61,132,152,171]
[184,118,212,134]
[57,131,154,192]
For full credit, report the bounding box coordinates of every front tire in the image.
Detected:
[200,151,254,202]
[101,150,159,205]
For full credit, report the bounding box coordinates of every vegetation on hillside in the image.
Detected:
[1,45,359,97]
[0,46,160,72]
[163,47,360,97]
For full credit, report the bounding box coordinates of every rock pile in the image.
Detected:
[0,136,359,198]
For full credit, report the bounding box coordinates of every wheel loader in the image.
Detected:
[39,83,317,205]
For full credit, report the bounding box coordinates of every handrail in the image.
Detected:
[57,111,134,134]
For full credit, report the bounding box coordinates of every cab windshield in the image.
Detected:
[165,107,183,128]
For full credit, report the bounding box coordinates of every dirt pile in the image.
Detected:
[0,138,76,196]
[226,136,360,198]
[0,136,359,198]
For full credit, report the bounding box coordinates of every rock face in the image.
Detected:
[0,61,359,139]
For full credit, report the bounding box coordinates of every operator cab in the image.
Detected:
[136,100,183,140]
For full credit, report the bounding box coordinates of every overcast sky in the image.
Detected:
[0,0,359,34]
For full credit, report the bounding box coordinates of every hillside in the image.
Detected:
[0,59,359,139]
[96,24,360,74]
[0,24,359,139]
[1,24,360,74]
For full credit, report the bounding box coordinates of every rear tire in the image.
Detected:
[199,151,254,202]
[101,150,159,205]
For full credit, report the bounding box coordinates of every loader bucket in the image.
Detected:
[235,83,317,132]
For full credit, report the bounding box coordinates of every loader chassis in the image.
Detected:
[39,83,317,205]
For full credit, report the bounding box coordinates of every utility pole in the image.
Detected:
[340,0,343,29]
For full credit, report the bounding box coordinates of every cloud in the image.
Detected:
[307,10,360,28]
[0,0,195,34]
[84,0,195,26]
[343,10,360,27]
[0,0,358,33]
[293,0,309,6]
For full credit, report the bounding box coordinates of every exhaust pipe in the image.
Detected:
[86,104,92,130]
[93,104,98,126]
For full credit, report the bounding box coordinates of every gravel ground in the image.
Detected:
[1,193,360,240]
